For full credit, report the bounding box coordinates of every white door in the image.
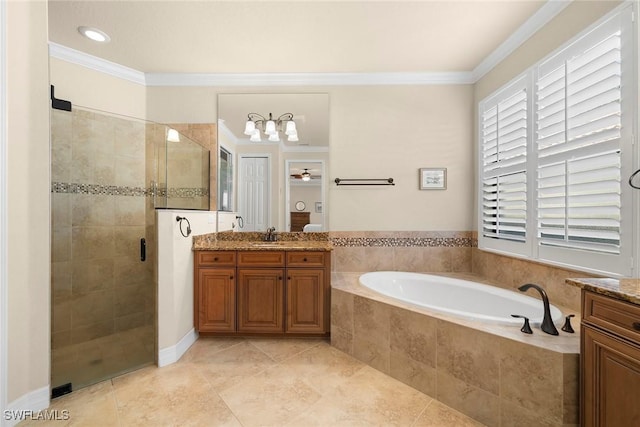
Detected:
[238,156,269,231]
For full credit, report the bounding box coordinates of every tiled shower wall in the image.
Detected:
[51,108,155,389]
[169,123,217,210]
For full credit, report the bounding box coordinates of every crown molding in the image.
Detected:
[471,0,571,82]
[217,119,238,145]
[48,42,146,86]
[49,0,570,87]
[145,72,475,86]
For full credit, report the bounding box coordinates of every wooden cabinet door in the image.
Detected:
[582,325,640,427]
[286,269,325,334]
[237,268,284,333]
[198,268,236,333]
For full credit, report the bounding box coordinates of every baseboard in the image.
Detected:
[158,328,197,367]
[3,385,50,427]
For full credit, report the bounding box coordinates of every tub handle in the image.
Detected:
[511,314,533,334]
[561,314,575,333]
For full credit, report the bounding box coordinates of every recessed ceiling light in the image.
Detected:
[77,26,110,43]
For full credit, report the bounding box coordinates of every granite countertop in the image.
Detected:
[192,231,332,252]
[566,278,640,306]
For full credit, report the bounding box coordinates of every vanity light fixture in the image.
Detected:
[244,113,298,142]
[77,26,111,43]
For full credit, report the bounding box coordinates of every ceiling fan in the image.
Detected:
[290,168,320,181]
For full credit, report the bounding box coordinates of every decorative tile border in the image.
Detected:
[159,187,209,199]
[51,182,208,198]
[329,235,476,248]
[196,231,477,248]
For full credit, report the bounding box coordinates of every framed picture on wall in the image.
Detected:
[419,168,447,190]
[315,202,322,213]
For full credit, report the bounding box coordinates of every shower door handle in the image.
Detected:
[140,238,146,262]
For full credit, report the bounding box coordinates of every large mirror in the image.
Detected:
[217,93,330,232]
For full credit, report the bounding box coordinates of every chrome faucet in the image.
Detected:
[518,283,559,335]
[264,227,277,242]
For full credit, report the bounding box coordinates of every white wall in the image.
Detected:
[156,210,216,366]
[49,57,146,120]
[217,211,238,232]
[5,0,51,420]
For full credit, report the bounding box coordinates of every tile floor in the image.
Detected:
[22,338,484,426]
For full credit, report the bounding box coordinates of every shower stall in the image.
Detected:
[50,105,209,394]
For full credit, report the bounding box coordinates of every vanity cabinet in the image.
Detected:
[237,251,285,333]
[286,251,326,333]
[581,290,640,426]
[194,249,330,336]
[194,251,236,333]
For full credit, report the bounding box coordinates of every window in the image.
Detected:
[478,5,636,276]
[480,77,530,256]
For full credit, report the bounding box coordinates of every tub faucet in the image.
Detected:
[517,283,559,336]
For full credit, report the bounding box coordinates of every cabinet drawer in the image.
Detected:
[197,251,236,267]
[583,291,640,344]
[287,251,326,268]
[237,251,285,267]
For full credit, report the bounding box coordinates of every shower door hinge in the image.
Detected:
[50,86,72,112]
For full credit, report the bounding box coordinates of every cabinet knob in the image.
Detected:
[214,257,218,261]
[230,275,234,280]
[633,322,640,331]
[279,276,283,280]
[303,257,308,262]
[287,276,291,280]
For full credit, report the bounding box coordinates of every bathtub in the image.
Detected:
[359,271,563,326]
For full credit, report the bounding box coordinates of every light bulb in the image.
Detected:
[244,120,256,136]
[250,129,261,142]
[265,120,276,135]
[285,120,297,136]
[167,128,180,142]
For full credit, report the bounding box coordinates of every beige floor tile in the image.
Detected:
[21,381,119,427]
[248,337,324,362]
[113,363,240,426]
[278,341,364,394]
[414,400,485,427]
[293,365,432,426]
[188,340,277,391]
[219,366,322,427]
[178,336,245,363]
[22,338,490,427]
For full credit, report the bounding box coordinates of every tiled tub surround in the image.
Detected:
[331,272,580,427]
[329,231,591,313]
[329,231,473,274]
[472,248,596,313]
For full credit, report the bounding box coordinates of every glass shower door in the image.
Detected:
[50,107,155,393]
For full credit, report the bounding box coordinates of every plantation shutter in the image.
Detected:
[480,81,528,244]
[536,26,622,255]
